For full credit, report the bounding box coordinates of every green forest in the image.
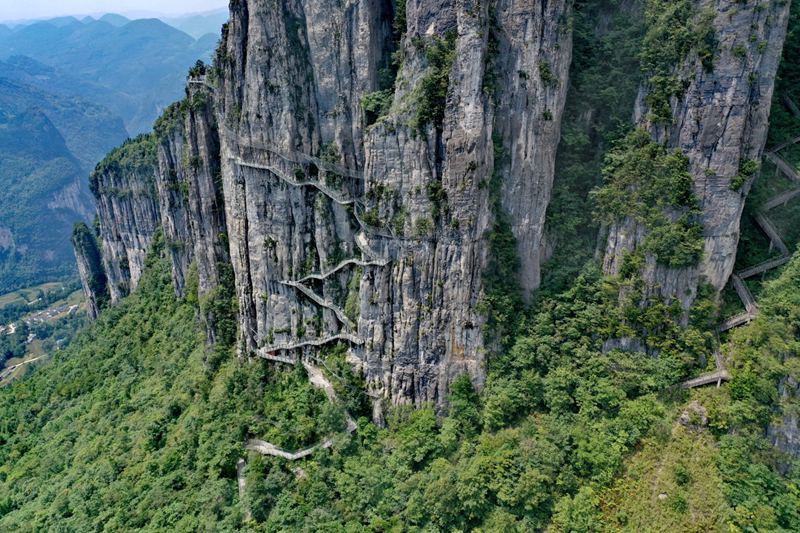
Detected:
[1,228,799,531]
[2,0,800,531]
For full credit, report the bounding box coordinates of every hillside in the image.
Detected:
[2,238,799,530]
[2,0,800,530]
[0,12,220,290]
[0,17,219,133]
[0,74,127,292]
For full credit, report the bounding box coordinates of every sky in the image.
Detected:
[0,1,227,22]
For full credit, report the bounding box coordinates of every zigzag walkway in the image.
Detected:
[279,280,356,330]
[684,98,800,388]
[224,128,404,360]
[245,359,357,461]
[762,186,800,210]
[295,256,389,283]
[765,152,800,182]
[767,135,800,155]
[233,156,355,206]
[224,126,362,180]
[257,333,364,360]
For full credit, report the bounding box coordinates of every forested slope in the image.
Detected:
[2,238,799,531]
[2,0,800,531]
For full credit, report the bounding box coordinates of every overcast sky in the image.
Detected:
[0,1,227,22]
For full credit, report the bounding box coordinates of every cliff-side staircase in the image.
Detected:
[683,95,800,388]
[223,124,409,358]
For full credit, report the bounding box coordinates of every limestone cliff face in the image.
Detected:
[155,83,228,299]
[71,222,109,320]
[90,136,161,302]
[603,0,791,308]
[214,0,572,410]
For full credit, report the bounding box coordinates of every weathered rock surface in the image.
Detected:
[71,222,109,320]
[214,0,572,410]
[770,375,800,466]
[603,0,791,308]
[155,83,228,298]
[90,136,161,302]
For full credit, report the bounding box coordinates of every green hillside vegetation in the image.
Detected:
[1,230,797,530]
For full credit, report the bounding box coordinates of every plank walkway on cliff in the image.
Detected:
[279,280,357,330]
[683,105,800,389]
[244,359,358,460]
[233,157,356,206]
[257,333,364,360]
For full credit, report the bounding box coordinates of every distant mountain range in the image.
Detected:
[163,9,230,39]
[0,61,128,292]
[0,8,228,40]
[0,15,220,133]
[0,12,226,292]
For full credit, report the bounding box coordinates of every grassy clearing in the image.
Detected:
[0,282,65,308]
[600,423,730,532]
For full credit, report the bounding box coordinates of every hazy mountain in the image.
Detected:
[163,8,227,39]
[0,63,128,292]
[0,17,216,133]
[0,57,128,169]
[98,13,130,27]
[0,14,216,290]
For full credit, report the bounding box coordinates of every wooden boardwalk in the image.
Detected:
[766,152,800,182]
[682,369,731,389]
[686,98,800,389]
[256,333,364,358]
[761,187,800,210]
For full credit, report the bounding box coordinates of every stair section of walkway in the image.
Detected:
[223,126,362,180]
[246,359,357,460]
[234,157,355,206]
[295,257,389,283]
[687,120,800,388]
[766,152,800,182]
[731,274,757,313]
[682,368,732,389]
[761,187,800,210]
[737,255,792,279]
[280,280,356,331]
[256,333,365,358]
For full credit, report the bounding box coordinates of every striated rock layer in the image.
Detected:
[214,0,572,410]
[603,0,791,309]
[71,222,109,320]
[155,82,228,300]
[89,135,161,303]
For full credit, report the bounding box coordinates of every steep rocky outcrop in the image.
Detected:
[90,135,161,302]
[71,222,109,320]
[81,0,792,417]
[214,0,572,410]
[602,0,791,309]
[155,81,227,299]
